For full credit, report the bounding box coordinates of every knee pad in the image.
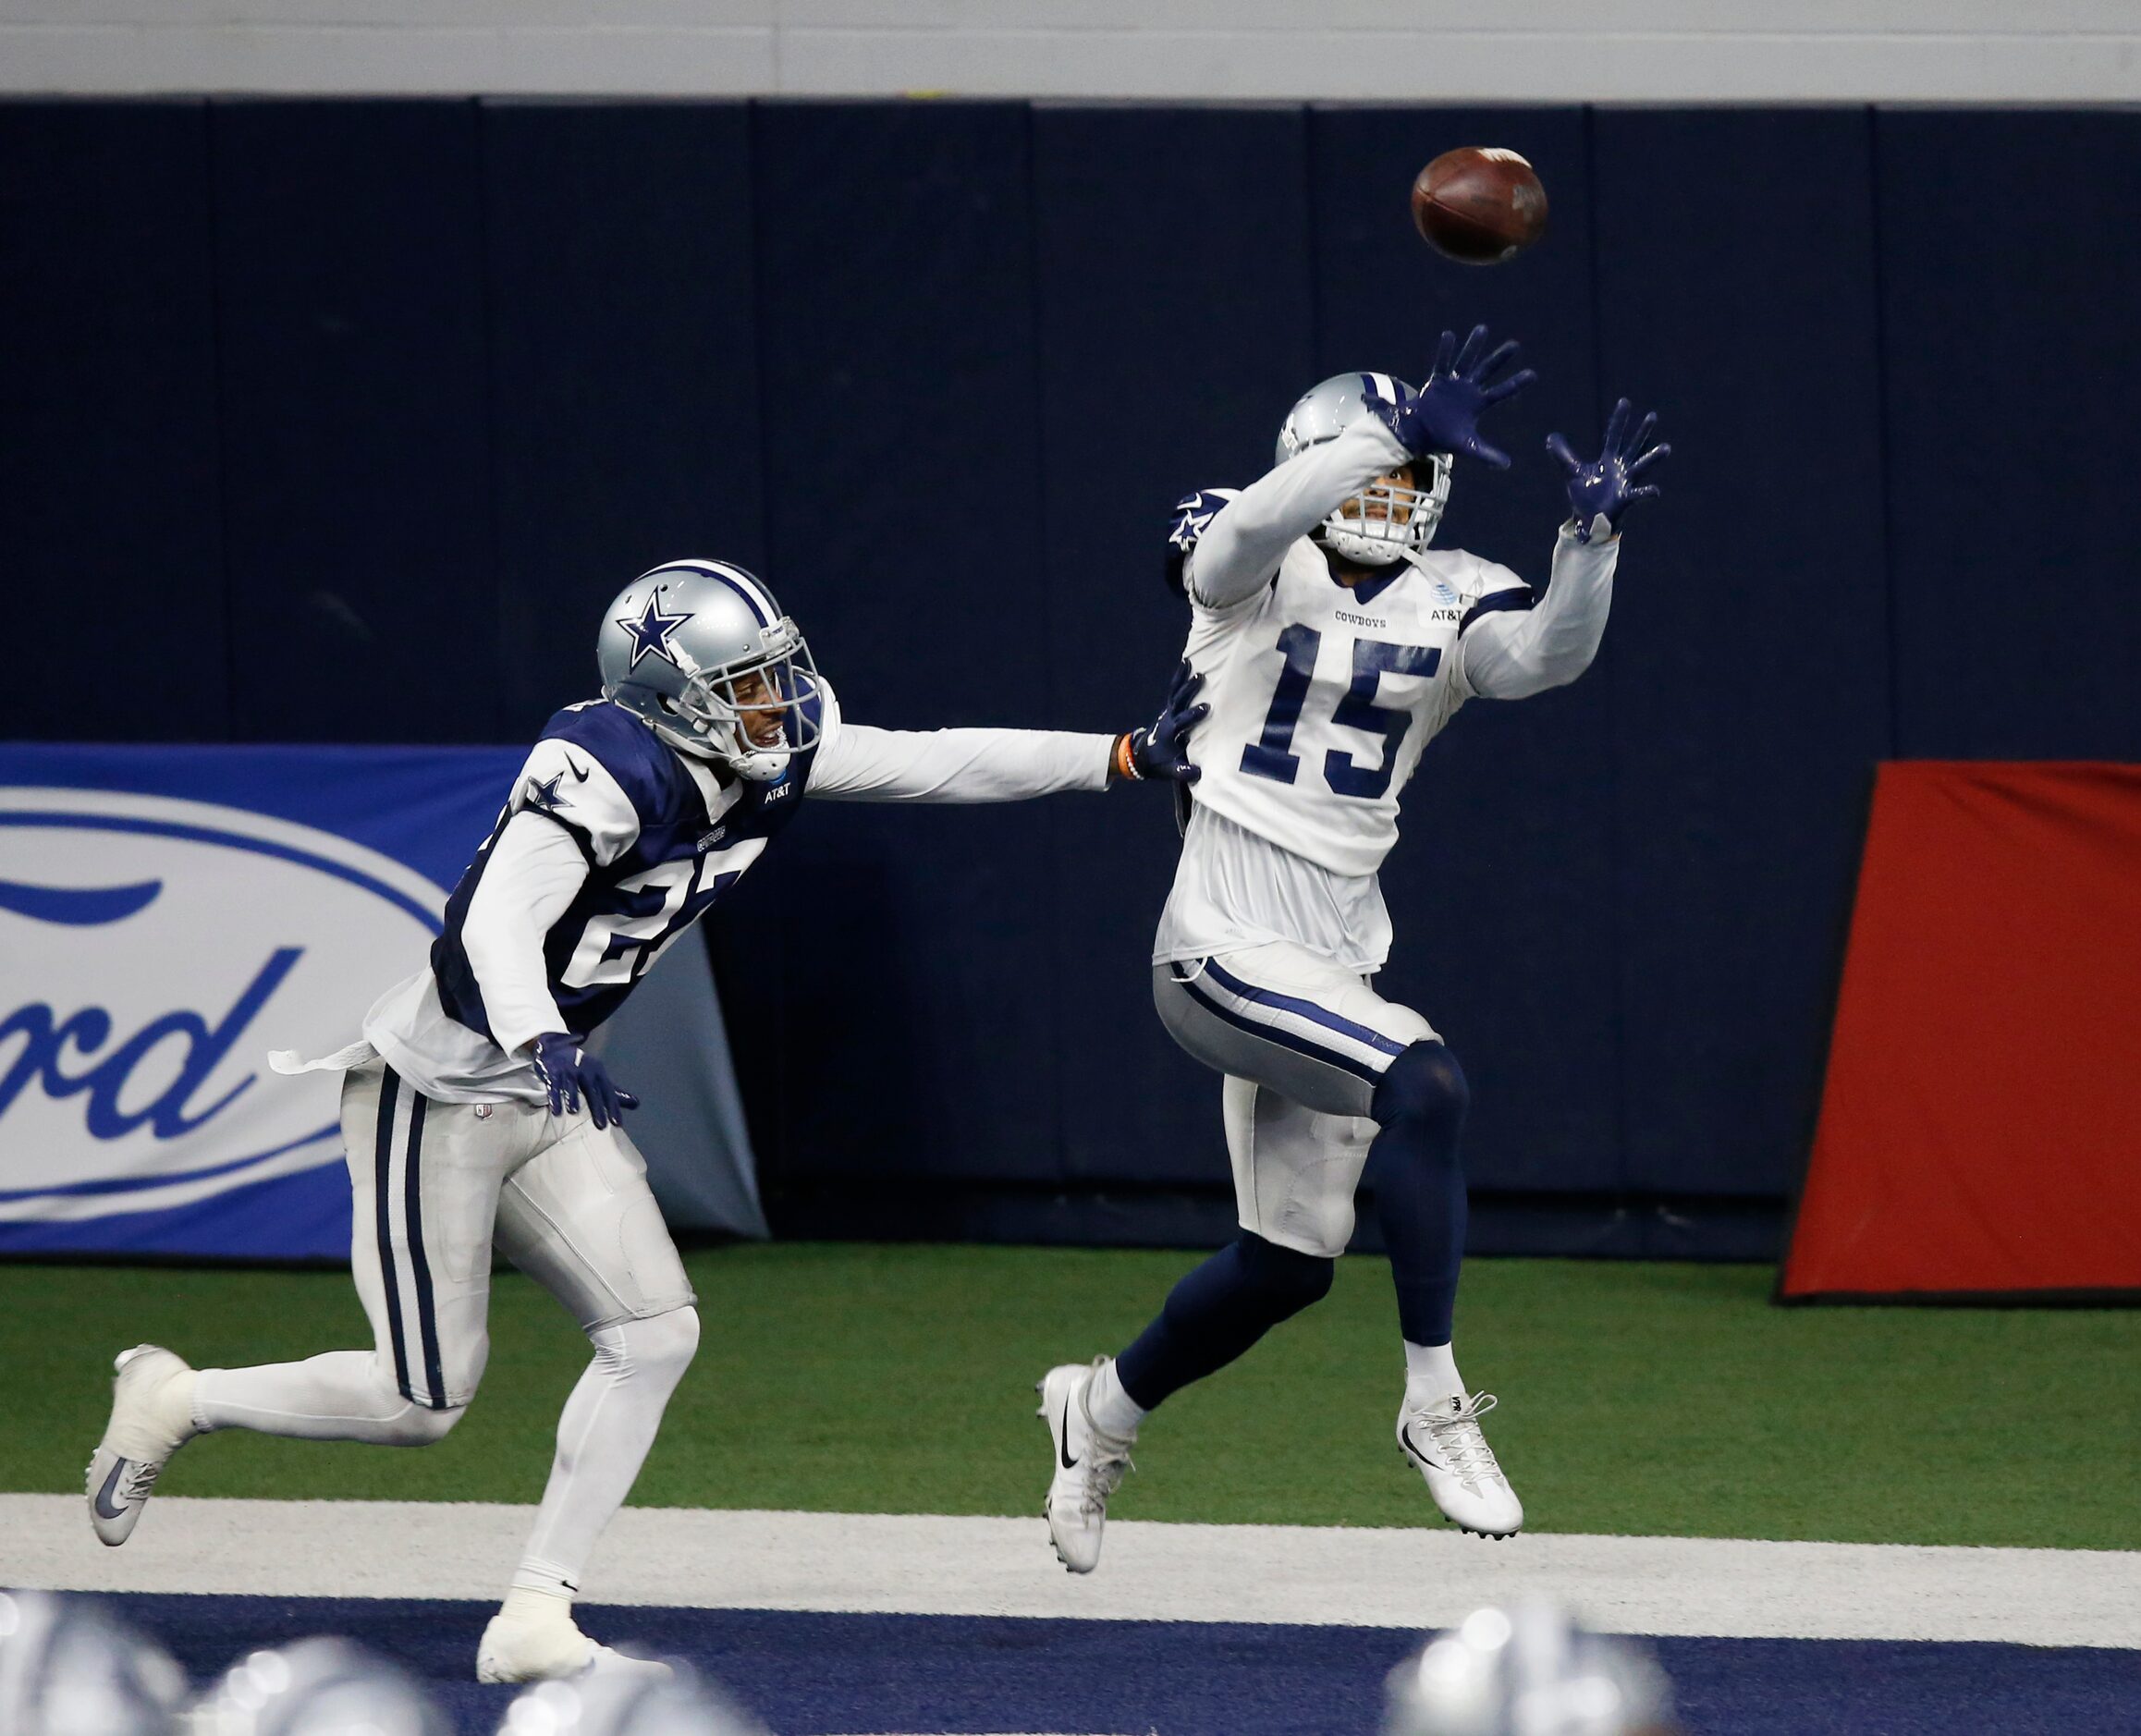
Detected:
[1233,1231,1337,1315]
[384,1401,466,1447]
[1371,1041,1470,1143]
[611,1304,700,1387]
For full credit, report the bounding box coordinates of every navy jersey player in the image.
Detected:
[1038,330,1668,1567]
[86,558,1200,1681]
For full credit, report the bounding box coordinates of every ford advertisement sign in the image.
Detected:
[0,746,518,1258]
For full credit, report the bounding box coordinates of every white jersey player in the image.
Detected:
[1039,329,1669,1569]
[84,558,1200,1682]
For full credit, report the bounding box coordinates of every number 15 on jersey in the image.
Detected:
[1240,627,1441,801]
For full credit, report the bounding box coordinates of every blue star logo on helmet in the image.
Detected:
[522,772,571,816]
[615,589,693,670]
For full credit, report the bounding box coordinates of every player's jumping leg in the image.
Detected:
[480,1121,700,1682]
[1369,1041,1521,1538]
[1035,942,1518,1568]
[88,1060,496,1546]
[1039,1231,1331,1572]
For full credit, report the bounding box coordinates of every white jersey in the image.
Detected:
[1154,412,1618,969]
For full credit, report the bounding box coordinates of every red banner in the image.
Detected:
[1781,763,2141,1301]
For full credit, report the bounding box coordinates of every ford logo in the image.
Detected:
[0,789,446,1224]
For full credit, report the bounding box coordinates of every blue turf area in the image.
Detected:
[112,1594,2141,1735]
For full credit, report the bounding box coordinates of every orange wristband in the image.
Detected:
[1114,732,1142,781]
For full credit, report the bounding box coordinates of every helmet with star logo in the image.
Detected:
[1277,373,1452,566]
[597,560,821,782]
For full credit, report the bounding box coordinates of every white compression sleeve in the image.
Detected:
[1187,417,1413,610]
[810,721,1114,801]
[1458,524,1620,700]
[461,812,591,1053]
[193,1352,462,1446]
[512,1307,702,1599]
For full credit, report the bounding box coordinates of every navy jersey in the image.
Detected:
[432,696,819,1045]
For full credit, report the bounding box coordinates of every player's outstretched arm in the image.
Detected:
[807,678,1196,803]
[1186,327,1534,612]
[1183,418,1409,612]
[1461,399,1669,700]
[1547,397,1670,544]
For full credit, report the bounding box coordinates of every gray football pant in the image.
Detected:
[190,1058,698,1595]
[1154,941,1437,1258]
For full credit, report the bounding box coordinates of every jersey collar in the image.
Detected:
[1333,564,1405,607]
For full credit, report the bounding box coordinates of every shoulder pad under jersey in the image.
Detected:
[513,700,675,862]
[1163,489,1236,599]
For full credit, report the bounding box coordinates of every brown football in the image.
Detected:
[1411,147,1548,265]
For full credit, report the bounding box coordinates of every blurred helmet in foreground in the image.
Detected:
[192,1637,449,1736]
[498,1661,768,1736]
[1385,1603,1678,1736]
[0,1589,186,1736]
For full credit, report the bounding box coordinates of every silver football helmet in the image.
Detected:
[191,1637,450,1736]
[598,560,821,782]
[1384,1604,1677,1736]
[0,1590,186,1736]
[1277,372,1451,565]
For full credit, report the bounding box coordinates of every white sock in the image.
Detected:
[1403,1339,1464,1407]
[495,1584,578,1631]
[512,1308,700,1600]
[1084,1357,1146,1439]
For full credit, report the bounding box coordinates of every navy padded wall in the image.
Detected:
[481,101,765,741]
[0,103,227,741]
[20,98,2139,1232]
[1592,108,1893,1196]
[1877,109,2141,761]
[209,101,497,744]
[1033,104,1318,1187]
[740,102,1058,1185]
[1307,106,1621,1192]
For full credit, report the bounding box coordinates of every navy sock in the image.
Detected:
[1114,1231,1334,1412]
[1368,1041,1471,1346]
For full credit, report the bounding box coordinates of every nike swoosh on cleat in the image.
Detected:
[1401,1424,1443,1469]
[93,1459,132,1520]
[1058,1399,1079,1471]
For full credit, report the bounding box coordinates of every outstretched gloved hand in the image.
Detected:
[1366,324,1537,469]
[1547,397,1670,543]
[1116,660,1208,785]
[530,1031,640,1130]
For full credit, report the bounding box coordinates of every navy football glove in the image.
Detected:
[1367,324,1536,470]
[530,1032,640,1130]
[1547,397,1670,543]
[1116,660,1207,786]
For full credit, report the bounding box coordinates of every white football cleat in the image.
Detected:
[477,1600,673,1685]
[1036,1358,1134,1574]
[85,1344,199,1547]
[1397,1389,1523,1539]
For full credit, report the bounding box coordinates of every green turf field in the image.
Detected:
[5,1245,2135,1550]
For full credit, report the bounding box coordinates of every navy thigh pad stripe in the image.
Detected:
[373,1067,412,1407]
[1180,973,1386,1086]
[400,1093,447,1411]
[1198,958,1407,1057]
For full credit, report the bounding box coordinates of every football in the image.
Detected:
[1411,147,1549,264]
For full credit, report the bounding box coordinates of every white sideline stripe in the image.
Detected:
[5,1497,2137,1650]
